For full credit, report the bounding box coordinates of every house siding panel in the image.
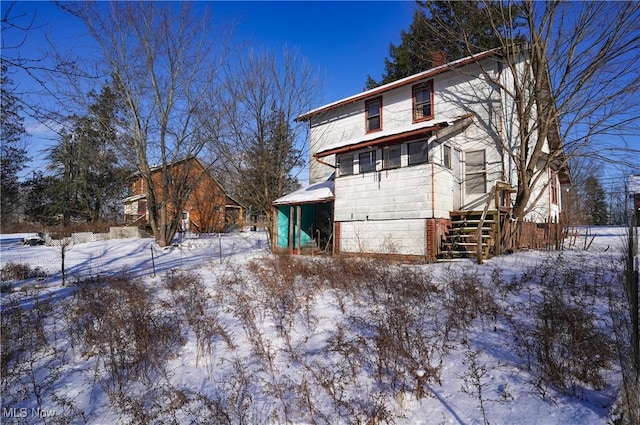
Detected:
[338,219,426,256]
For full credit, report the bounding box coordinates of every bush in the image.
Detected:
[1,262,46,282]
[66,273,184,399]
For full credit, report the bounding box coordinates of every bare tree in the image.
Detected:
[207,48,322,242]
[70,2,230,246]
[417,1,640,233]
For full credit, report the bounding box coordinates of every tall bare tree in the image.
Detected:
[69,2,230,246]
[409,1,640,230]
[207,48,322,242]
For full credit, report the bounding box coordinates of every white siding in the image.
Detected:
[339,219,426,256]
[334,164,432,222]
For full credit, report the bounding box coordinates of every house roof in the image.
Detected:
[273,176,334,206]
[128,157,245,208]
[296,49,499,122]
[316,122,449,158]
[314,115,475,158]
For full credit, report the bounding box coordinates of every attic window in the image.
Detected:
[365,97,382,133]
[413,81,434,122]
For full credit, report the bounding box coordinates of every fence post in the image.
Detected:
[150,246,156,277]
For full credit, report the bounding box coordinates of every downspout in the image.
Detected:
[431,162,436,219]
[314,153,337,169]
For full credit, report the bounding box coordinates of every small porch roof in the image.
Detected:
[273,176,334,206]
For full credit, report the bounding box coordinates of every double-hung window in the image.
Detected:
[365,97,382,133]
[465,150,486,194]
[383,145,401,170]
[412,81,434,122]
[359,150,376,173]
[442,145,452,169]
[407,140,428,165]
[337,153,354,176]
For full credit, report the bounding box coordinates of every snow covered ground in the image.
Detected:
[0,227,632,424]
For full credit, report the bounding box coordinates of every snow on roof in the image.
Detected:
[273,176,334,205]
[296,49,499,121]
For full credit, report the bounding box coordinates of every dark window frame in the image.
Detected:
[365,97,383,133]
[412,80,434,122]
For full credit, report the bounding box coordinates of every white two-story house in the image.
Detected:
[273,47,570,260]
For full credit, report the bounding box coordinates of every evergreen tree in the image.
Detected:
[583,175,609,225]
[47,84,130,225]
[1,65,30,225]
[367,1,524,88]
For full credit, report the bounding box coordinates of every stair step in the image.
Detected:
[445,234,491,239]
[448,227,493,233]
[451,219,496,225]
[443,242,488,247]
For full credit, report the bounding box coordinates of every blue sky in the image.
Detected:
[2,0,417,177]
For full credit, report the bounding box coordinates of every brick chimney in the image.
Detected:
[431,51,447,67]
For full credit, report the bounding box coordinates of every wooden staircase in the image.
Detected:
[440,210,497,260]
[438,182,515,263]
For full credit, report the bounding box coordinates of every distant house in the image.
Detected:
[123,158,243,233]
[630,174,640,221]
[273,47,570,260]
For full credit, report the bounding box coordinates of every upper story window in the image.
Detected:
[383,145,401,170]
[359,150,376,173]
[407,140,428,165]
[337,153,354,176]
[412,81,434,122]
[365,97,382,133]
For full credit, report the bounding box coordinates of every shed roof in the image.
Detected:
[273,176,334,206]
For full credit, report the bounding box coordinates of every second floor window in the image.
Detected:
[365,97,382,133]
[413,81,433,122]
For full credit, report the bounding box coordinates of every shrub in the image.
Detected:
[1,262,46,282]
[66,273,184,398]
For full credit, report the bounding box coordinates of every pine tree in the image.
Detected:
[1,65,30,225]
[47,84,130,225]
[367,1,524,88]
[583,175,609,225]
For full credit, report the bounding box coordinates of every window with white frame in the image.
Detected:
[465,150,486,194]
[337,153,353,176]
[382,145,401,170]
[407,140,428,165]
[359,150,376,173]
[443,144,452,169]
